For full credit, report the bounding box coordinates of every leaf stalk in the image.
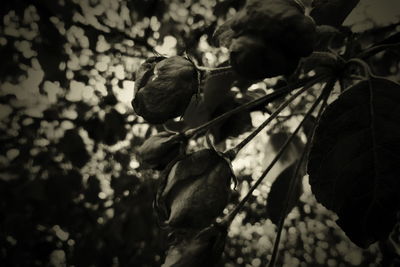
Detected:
[183,75,327,140]
[225,75,326,159]
[221,78,336,228]
[268,78,336,267]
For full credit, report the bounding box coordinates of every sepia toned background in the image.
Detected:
[1,0,399,266]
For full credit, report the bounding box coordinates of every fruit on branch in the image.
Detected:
[226,0,317,79]
[137,132,186,170]
[132,56,199,124]
[162,224,227,267]
[156,149,233,229]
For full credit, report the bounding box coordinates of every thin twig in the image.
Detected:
[357,32,400,59]
[346,58,376,78]
[196,65,233,72]
[183,75,327,140]
[225,76,326,159]
[358,43,400,59]
[267,78,336,267]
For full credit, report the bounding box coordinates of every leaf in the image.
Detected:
[310,0,360,27]
[156,150,232,229]
[266,162,304,225]
[302,115,317,137]
[183,65,242,129]
[184,69,251,134]
[137,131,184,170]
[379,215,400,267]
[163,119,188,133]
[264,132,304,170]
[212,18,235,48]
[182,95,210,129]
[308,77,400,248]
[210,92,252,143]
[203,70,236,112]
[270,133,304,162]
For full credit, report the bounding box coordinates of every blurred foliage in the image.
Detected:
[0,0,399,266]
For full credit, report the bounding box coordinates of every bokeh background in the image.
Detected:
[1,0,399,266]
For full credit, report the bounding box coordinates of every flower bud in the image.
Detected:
[132,56,199,124]
[162,225,227,267]
[156,149,233,229]
[229,0,317,78]
[137,132,185,170]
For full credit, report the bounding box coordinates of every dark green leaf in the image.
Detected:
[266,162,303,225]
[308,77,400,248]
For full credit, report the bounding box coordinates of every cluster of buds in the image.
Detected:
[222,0,317,79]
[131,2,316,264]
[128,0,366,265]
[136,129,233,265]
